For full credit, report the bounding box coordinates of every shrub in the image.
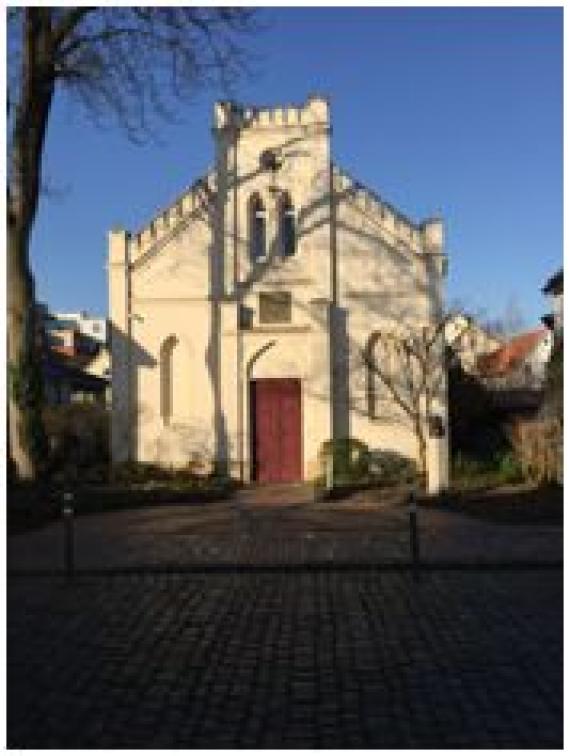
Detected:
[452,450,524,489]
[43,404,109,476]
[316,439,418,490]
[109,460,234,489]
[448,364,510,462]
[367,449,418,486]
[111,462,195,485]
[509,418,562,484]
[318,437,369,487]
[495,450,524,484]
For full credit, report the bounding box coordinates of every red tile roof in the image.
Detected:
[477,328,549,376]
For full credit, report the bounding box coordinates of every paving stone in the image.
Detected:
[7,569,562,748]
[7,487,563,573]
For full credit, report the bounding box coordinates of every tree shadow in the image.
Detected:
[119,124,445,479]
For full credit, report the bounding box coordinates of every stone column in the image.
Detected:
[108,229,131,463]
[426,386,449,495]
[421,216,449,495]
[427,438,449,495]
[219,300,240,478]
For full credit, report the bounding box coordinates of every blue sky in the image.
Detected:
[30,6,562,328]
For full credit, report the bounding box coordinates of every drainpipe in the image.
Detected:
[232,121,245,481]
[329,159,337,456]
[126,245,133,462]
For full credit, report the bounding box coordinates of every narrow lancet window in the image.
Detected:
[280,193,296,257]
[249,194,266,262]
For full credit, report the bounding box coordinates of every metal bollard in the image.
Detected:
[62,492,75,579]
[325,455,334,492]
[408,491,420,575]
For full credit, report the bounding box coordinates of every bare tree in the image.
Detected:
[362,312,472,486]
[7,7,256,480]
[483,295,527,339]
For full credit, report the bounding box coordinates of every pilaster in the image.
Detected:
[108,228,131,463]
[305,298,333,478]
[219,300,241,477]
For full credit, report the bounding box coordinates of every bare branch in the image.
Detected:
[51,7,95,48]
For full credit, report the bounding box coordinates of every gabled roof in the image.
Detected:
[477,328,550,376]
[542,269,563,295]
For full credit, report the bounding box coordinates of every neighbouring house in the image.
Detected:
[36,303,110,405]
[82,347,112,406]
[43,312,106,357]
[476,327,553,391]
[43,351,108,406]
[540,267,563,422]
[444,313,503,373]
[45,325,82,358]
[47,311,108,346]
[542,268,563,334]
[109,96,449,492]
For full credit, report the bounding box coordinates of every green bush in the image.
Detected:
[318,437,369,487]
[316,439,418,490]
[111,462,199,485]
[367,449,418,486]
[452,451,523,489]
[109,461,236,490]
[43,404,109,474]
[495,451,524,483]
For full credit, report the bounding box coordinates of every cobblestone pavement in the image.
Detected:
[7,486,563,573]
[8,569,562,748]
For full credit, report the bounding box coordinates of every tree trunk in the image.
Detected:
[7,220,43,480]
[415,418,428,490]
[8,8,55,481]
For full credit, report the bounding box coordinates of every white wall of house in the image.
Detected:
[109,96,449,492]
[52,312,108,344]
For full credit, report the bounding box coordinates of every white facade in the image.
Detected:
[50,312,108,345]
[109,97,449,492]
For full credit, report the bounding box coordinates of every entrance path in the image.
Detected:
[7,485,562,573]
[8,570,562,748]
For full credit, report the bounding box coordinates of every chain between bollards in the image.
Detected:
[408,490,420,576]
[62,492,75,580]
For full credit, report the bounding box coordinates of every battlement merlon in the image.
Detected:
[213,94,330,131]
[108,228,129,266]
[419,217,444,254]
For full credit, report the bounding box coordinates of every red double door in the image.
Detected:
[251,378,302,483]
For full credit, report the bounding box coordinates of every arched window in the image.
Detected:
[249,194,266,262]
[160,335,178,425]
[279,193,296,257]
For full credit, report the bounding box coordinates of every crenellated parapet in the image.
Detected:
[213,94,330,132]
[127,171,217,262]
[333,165,443,255]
